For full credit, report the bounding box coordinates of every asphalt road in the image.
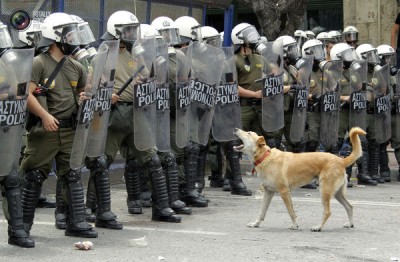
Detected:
[0,156,399,262]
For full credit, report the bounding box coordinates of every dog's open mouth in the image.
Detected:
[233,137,244,151]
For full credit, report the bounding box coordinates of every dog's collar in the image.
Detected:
[252,149,271,175]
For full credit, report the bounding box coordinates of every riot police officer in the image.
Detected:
[20,12,98,238]
[102,11,181,222]
[0,21,35,247]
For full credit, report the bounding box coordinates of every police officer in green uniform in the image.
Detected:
[0,21,35,248]
[20,12,98,238]
[102,11,181,222]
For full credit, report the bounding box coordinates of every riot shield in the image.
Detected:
[189,41,225,145]
[0,48,34,177]
[70,44,108,170]
[175,42,193,148]
[319,60,343,149]
[155,43,170,152]
[373,64,391,143]
[261,40,284,132]
[393,70,400,140]
[289,56,313,143]
[349,60,367,130]
[132,37,157,151]
[212,46,242,142]
[86,40,120,158]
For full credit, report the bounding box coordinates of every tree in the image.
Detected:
[242,0,307,40]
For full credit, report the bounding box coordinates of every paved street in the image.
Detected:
[1,154,399,262]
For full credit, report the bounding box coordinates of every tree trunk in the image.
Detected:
[243,0,307,40]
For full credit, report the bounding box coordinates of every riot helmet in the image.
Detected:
[201,26,221,48]
[328,30,342,43]
[330,42,357,69]
[294,30,308,50]
[140,23,162,44]
[376,44,396,67]
[38,12,83,56]
[70,14,96,59]
[15,20,42,49]
[356,44,380,72]
[343,26,359,47]
[316,32,332,46]
[175,16,202,44]
[302,39,326,71]
[151,16,181,46]
[305,30,316,39]
[276,35,300,65]
[102,10,140,52]
[231,23,262,52]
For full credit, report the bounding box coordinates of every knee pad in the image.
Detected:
[126,158,141,173]
[147,154,162,172]
[3,169,21,189]
[25,169,45,184]
[67,169,82,183]
[184,142,200,159]
[85,155,108,173]
[164,152,176,168]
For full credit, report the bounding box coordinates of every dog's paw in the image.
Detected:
[343,222,354,228]
[310,225,322,232]
[289,223,299,230]
[247,221,260,228]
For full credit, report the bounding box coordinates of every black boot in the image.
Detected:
[368,140,385,183]
[64,170,98,238]
[195,144,209,194]
[36,193,56,208]
[4,171,35,248]
[163,152,192,215]
[209,143,225,188]
[379,142,391,182]
[88,156,123,230]
[356,139,378,186]
[346,166,354,188]
[85,174,97,223]
[183,142,208,207]
[148,155,181,222]
[21,169,44,235]
[139,168,152,208]
[305,140,318,152]
[124,159,143,214]
[226,140,252,196]
[55,177,67,229]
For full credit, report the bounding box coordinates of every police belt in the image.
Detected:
[240,98,261,106]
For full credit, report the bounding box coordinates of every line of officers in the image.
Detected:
[0,10,398,248]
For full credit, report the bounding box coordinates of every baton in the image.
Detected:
[116,65,145,96]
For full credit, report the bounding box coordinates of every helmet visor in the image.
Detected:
[26,31,42,47]
[340,48,358,62]
[204,35,222,48]
[0,26,13,48]
[286,43,301,60]
[78,23,96,45]
[305,44,325,61]
[60,24,81,45]
[117,23,140,42]
[239,26,260,44]
[159,28,181,46]
[344,31,358,42]
[362,50,380,64]
[191,24,202,41]
[382,54,396,66]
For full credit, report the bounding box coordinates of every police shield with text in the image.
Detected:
[319,60,343,150]
[349,59,368,130]
[261,40,285,132]
[0,38,35,247]
[373,64,391,143]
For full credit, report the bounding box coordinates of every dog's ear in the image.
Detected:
[256,136,266,147]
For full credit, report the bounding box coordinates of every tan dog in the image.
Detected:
[233,127,366,231]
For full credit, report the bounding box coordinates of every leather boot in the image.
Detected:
[226,140,252,196]
[65,170,98,238]
[87,156,123,229]
[379,142,391,182]
[85,175,97,223]
[183,142,208,207]
[4,171,35,248]
[356,139,378,186]
[368,140,385,183]
[305,140,318,152]
[21,169,44,235]
[124,159,143,214]
[148,155,181,222]
[209,143,225,188]
[139,168,152,208]
[195,145,209,194]
[163,152,192,215]
[55,177,67,229]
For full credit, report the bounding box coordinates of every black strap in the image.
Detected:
[42,56,66,89]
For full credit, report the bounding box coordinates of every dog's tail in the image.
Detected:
[343,127,366,168]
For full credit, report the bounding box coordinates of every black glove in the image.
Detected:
[390,66,399,76]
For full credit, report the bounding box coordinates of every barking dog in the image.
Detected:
[234,127,366,231]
